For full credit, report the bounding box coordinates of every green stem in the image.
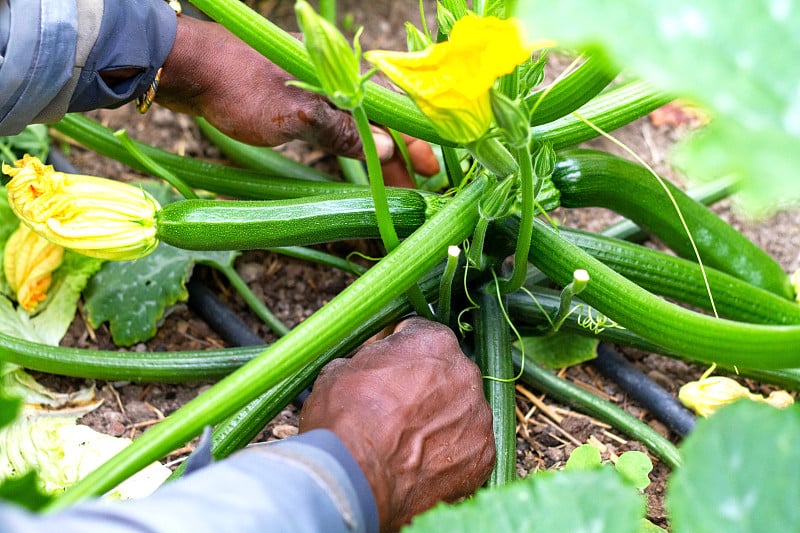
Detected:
[0,331,261,382]
[534,81,672,149]
[113,129,197,199]
[527,54,618,126]
[441,146,464,188]
[352,105,400,252]
[352,105,433,319]
[436,245,461,326]
[54,115,364,200]
[195,118,334,182]
[213,263,290,337]
[46,175,487,510]
[498,144,534,294]
[268,246,367,275]
[337,157,370,185]
[513,348,681,469]
[476,286,517,486]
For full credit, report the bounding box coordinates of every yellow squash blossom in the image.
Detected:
[679,375,794,418]
[4,224,64,312]
[3,155,160,261]
[364,15,550,144]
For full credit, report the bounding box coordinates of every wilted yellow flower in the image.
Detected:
[365,15,550,144]
[4,224,64,312]
[3,155,160,261]
[679,375,794,418]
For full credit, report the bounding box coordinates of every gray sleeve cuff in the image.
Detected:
[65,0,177,114]
[0,430,379,533]
[0,0,177,135]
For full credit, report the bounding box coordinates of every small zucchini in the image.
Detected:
[156,189,439,250]
[552,149,795,301]
[558,226,800,325]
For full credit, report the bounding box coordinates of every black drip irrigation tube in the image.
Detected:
[590,343,696,437]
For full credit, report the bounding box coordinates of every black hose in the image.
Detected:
[187,277,266,347]
[590,343,696,437]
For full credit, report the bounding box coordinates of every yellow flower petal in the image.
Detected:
[3,155,160,261]
[679,375,794,417]
[3,224,64,312]
[365,15,549,143]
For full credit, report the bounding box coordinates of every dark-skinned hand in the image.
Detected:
[155,16,439,188]
[299,318,496,532]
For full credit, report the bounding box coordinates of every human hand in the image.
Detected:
[157,17,438,187]
[299,318,495,532]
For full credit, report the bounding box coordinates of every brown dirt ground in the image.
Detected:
[36,1,800,529]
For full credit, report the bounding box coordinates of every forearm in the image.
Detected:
[0,0,177,135]
[0,430,378,533]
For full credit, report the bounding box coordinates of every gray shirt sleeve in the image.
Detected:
[0,0,177,135]
[0,429,380,533]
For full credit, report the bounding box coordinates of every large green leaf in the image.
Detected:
[83,243,235,347]
[405,468,644,533]
[667,401,800,532]
[517,0,800,214]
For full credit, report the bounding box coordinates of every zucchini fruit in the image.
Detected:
[156,189,438,250]
[552,149,795,300]
[558,226,800,325]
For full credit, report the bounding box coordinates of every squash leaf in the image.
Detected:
[517,0,800,215]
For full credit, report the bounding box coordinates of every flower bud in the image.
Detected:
[4,223,64,312]
[405,22,431,52]
[490,89,530,149]
[533,141,556,179]
[3,155,160,261]
[294,0,364,110]
[679,375,794,417]
[435,4,457,36]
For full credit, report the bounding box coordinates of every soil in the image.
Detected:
[35,1,800,530]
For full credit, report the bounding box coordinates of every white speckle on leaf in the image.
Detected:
[680,8,708,37]
[769,0,790,20]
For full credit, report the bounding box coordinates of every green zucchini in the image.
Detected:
[552,149,795,300]
[558,226,800,325]
[156,189,438,250]
[475,287,516,487]
[507,288,800,392]
[53,115,365,200]
[0,331,261,382]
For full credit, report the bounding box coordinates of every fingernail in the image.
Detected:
[371,126,395,161]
